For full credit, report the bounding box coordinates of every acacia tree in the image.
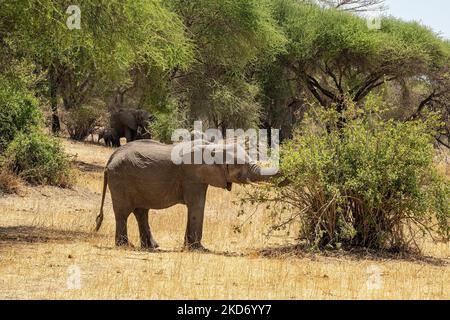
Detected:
[317,0,386,12]
[405,65,450,147]
[3,0,192,133]
[166,0,287,134]
[261,1,450,133]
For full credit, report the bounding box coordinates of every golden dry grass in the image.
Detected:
[0,139,448,300]
[0,169,22,195]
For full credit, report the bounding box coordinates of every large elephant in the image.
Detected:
[95,139,276,251]
[109,109,152,145]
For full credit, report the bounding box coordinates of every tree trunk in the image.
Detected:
[335,96,347,131]
[49,65,60,133]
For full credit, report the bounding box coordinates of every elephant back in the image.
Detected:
[106,140,173,173]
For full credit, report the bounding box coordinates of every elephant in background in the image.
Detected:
[110,109,153,145]
[98,127,120,148]
[95,139,277,251]
[136,126,152,140]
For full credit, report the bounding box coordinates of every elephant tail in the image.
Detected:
[95,170,108,232]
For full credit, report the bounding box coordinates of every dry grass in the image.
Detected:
[0,169,22,195]
[0,139,448,300]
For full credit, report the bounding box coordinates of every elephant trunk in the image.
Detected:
[248,163,278,183]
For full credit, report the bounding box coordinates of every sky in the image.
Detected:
[384,0,450,39]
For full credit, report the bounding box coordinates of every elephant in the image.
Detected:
[136,126,152,140]
[95,139,276,251]
[109,109,153,145]
[98,127,120,148]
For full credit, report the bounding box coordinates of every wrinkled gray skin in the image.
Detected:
[110,109,152,145]
[95,139,274,251]
[98,127,120,148]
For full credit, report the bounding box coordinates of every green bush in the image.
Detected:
[0,76,42,153]
[248,101,449,252]
[150,102,187,144]
[63,105,105,141]
[3,130,72,187]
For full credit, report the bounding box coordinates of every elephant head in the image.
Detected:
[133,109,152,129]
[110,108,153,143]
[175,140,277,191]
[136,126,152,140]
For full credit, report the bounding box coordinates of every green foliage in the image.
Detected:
[169,0,286,129]
[0,0,448,255]
[380,18,450,72]
[150,102,187,144]
[248,99,449,251]
[3,129,72,187]
[0,72,71,188]
[0,76,42,153]
[63,104,105,141]
[260,0,450,140]
[1,0,193,132]
[209,80,262,129]
[169,0,286,69]
[273,1,448,78]
[7,0,192,72]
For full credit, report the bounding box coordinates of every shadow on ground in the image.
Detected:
[256,244,449,266]
[93,244,246,259]
[0,225,95,245]
[93,241,448,265]
[74,161,105,173]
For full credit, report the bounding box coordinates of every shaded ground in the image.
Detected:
[0,226,93,244]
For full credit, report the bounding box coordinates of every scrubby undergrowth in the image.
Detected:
[0,168,22,195]
[3,130,72,187]
[243,100,450,252]
[0,76,73,189]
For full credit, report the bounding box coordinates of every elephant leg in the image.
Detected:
[113,135,120,147]
[183,184,208,251]
[125,128,133,143]
[131,130,138,142]
[113,205,132,247]
[133,208,159,249]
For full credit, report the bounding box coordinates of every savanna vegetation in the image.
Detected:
[0,0,449,257]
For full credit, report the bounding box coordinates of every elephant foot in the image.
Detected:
[142,238,160,250]
[184,242,210,252]
[116,239,133,248]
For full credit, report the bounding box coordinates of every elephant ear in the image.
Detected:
[120,111,139,130]
[193,164,229,190]
[180,142,231,191]
[132,110,150,127]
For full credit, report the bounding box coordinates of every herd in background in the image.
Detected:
[97,109,154,147]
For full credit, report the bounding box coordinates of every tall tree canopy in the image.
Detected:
[317,0,386,12]
[1,0,193,131]
[167,0,287,132]
[260,0,450,136]
[0,0,449,146]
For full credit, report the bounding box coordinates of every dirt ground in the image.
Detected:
[0,139,448,299]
